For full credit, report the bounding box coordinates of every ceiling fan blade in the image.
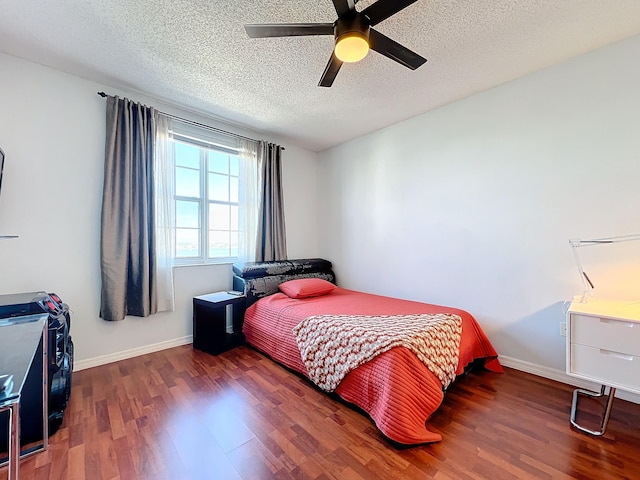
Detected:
[332,0,356,17]
[369,29,427,70]
[361,0,419,26]
[245,23,333,38]
[318,53,343,87]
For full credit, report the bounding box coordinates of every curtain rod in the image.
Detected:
[97,91,283,149]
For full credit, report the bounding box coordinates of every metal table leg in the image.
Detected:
[570,384,616,436]
[1,400,20,480]
[9,401,19,480]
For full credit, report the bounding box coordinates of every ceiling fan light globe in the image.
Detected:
[335,33,369,63]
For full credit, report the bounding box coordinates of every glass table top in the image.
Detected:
[0,314,47,406]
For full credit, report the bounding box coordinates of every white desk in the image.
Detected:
[566,300,640,435]
[0,314,48,480]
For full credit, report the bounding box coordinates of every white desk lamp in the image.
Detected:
[569,233,640,303]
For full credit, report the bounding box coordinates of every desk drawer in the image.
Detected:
[571,314,640,356]
[571,344,640,392]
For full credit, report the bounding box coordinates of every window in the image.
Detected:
[172,126,241,263]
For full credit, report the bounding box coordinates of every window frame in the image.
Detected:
[171,125,241,265]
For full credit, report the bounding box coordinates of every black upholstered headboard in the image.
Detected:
[233,258,336,307]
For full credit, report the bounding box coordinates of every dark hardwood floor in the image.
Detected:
[4,344,639,480]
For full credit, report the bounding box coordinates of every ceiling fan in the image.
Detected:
[245,0,427,87]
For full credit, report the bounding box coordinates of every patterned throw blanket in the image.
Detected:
[293,313,463,392]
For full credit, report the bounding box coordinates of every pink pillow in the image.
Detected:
[278,278,336,299]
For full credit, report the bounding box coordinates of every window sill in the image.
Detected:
[173,258,236,269]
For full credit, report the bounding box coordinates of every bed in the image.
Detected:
[233,258,502,445]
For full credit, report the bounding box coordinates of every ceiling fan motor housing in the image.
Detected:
[334,12,370,43]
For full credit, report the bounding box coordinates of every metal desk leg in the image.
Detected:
[570,384,616,436]
[9,401,20,480]
[41,322,49,452]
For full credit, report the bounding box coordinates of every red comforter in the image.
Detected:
[243,287,502,444]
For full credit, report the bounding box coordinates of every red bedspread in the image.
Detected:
[243,287,502,444]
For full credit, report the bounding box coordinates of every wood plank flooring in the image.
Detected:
[4,344,639,480]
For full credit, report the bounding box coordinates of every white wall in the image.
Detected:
[317,35,640,376]
[0,52,319,369]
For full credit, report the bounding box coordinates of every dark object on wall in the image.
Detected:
[0,147,4,196]
[0,292,74,450]
[0,146,18,240]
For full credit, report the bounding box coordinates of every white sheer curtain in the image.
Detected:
[154,114,175,311]
[237,138,259,263]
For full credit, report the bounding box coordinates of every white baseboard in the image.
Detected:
[499,355,640,404]
[73,335,193,371]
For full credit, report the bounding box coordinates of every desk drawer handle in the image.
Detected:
[599,319,635,328]
[600,349,634,361]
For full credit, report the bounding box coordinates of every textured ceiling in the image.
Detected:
[1,0,640,151]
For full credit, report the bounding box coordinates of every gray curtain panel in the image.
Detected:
[255,141,287,261]
[100,96,158,321]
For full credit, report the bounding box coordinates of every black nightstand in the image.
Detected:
[192,292,246,355]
